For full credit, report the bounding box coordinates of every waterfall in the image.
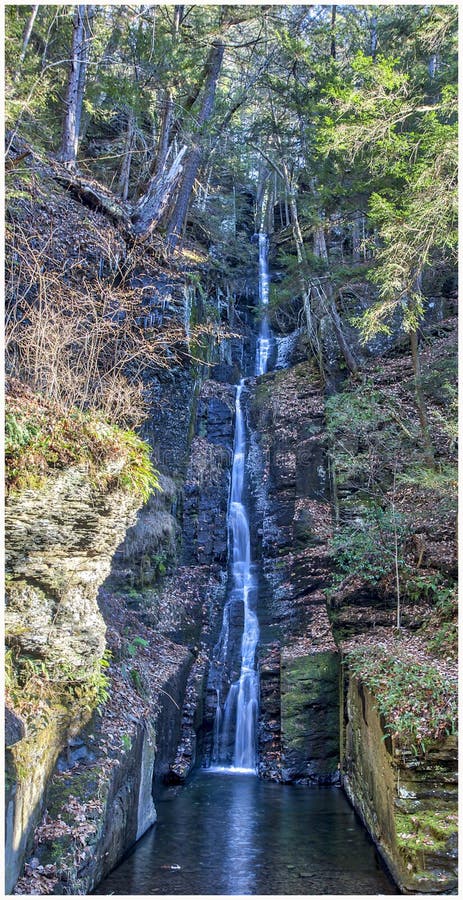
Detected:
[229,380,259,769]
[256,233,272,376]
[211,380,259,771]
[209,234,272,773]
[183,285,193,344]
[258,232,270,306]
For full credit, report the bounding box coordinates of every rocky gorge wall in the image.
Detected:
[342,673,458,894]
[241,338,457,892]
[5,464,141,892]
[6,364,237,894]
[5,307,457,895]
[246,358,341,783]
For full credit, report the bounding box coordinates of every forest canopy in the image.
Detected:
[5,4,458,422]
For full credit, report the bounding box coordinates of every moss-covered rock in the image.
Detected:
[280,650,340,783]
[342,668,458,893]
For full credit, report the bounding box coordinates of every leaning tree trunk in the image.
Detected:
[322,281,359,377]
[165,40,225,253]
[14,4,39,82]
[58,5,94,169]
[117,108,136,201]
[131,144,188,237]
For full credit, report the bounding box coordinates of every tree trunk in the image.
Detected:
[152,7,182,177]
[313,222,328,260]
[166,40,225,253]
[58,5,94,169]
[153,91,174,176]
[73,7,93,148]
[283,176,319,359]
[131,144,188,236]
[352,214,361,262]
[323,282,359,377]
[330,5,337,60]
[410,329,436,469]
[117,108,135,201]
[312,205,359,377]
[14,4,39,81]
[371,14,378,59]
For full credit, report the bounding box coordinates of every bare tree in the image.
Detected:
[58,5,94,169]
[165,39,225,253]
[14,4,39,82]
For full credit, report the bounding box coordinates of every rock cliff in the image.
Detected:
[246,361,340,783]
[5,464,140,892]
[9,370,234,894]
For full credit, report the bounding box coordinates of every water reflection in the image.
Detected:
[94,771,398,895]
[221,775,259,894]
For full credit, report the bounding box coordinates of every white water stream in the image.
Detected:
[256,232,271,376]
[215,378,259,771]
[211,233,272,772]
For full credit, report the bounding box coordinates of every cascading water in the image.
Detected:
[210,379,259,771]
[210,234,272,772]
[95,227,398,896]
[256,232,272,376]
[222,380,259,770]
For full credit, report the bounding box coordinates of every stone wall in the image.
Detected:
[342,670,458,894]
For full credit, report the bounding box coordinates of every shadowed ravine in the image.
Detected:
[94,234,397,895]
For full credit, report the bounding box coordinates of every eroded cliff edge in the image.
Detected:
[5,396,143,891]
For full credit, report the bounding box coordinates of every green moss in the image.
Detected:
[346,645,458,756]
[46,764,107,821]
[6,644,111,733]
[281,652,339,753]
[396,808,457,853]
[5,393,159,501]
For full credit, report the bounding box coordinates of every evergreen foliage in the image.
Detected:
[5,3,457,620]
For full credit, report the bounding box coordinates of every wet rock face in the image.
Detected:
[280,651,340,784]
[342,674,458,894]
[109,365,200,591]
[142,366,198,480]
[247,364,340,783]
[182,380,235,567]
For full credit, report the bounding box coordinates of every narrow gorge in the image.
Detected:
[5,4,457,897]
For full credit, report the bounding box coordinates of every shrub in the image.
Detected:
[331,502,409,589]
[5,389,160,500]
[347,644,457,756]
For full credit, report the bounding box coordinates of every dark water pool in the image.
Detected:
[94,769,398,895]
